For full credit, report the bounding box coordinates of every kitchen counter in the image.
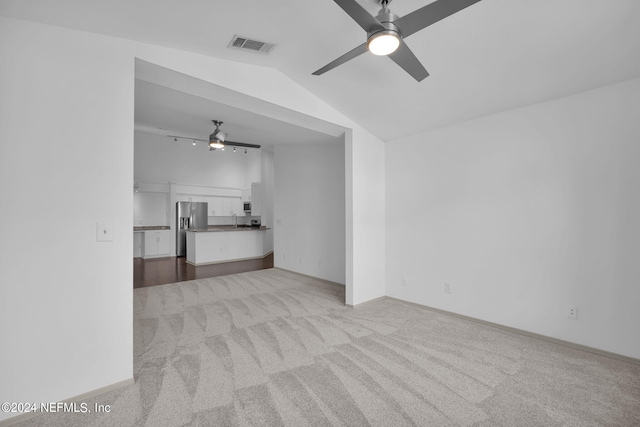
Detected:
[190,225,270,233]
[134,226,170,231]
[186,227,270,265]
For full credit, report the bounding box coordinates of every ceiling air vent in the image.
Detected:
[227,35,276,55]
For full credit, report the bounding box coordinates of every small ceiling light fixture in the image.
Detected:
[367,30,400,55]
[233,147,237,152]
[367,2,400,56]
[174,137,178,142]
[209,120,226,149]
[192,139,196,146]
[245,149,248,154]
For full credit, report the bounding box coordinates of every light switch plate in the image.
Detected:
[97,222,113,242]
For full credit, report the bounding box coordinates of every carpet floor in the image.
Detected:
[16,268,640,426]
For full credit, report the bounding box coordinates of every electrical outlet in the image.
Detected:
[567,305,578,319]
[444,283,452,294]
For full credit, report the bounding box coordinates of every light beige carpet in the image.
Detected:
[16,268,640,426]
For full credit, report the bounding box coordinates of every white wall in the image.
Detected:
[346,129,386,305]
[274,142,346,284]
[0,16,386,421]
[134,131,255,188]
[385,77,640,359]
[261,150,275,254]
[133,191,169,226]
[0,18,134,419]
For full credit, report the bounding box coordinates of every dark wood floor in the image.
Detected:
[133,253,274,288]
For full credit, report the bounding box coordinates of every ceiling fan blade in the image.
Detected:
[333,0,384,32]
[393,0,482,38]
[312,43,368,76]
[224,140,261,149]
[388,39,429,81]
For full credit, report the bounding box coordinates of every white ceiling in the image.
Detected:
[134,79,340,148]
[2,0,640,142]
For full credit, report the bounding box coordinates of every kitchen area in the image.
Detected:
[132,69,344,289]
[134,182,269,257]
[132,123,275,286]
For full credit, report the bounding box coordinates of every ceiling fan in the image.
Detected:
[313,0,482,81]
[168,120,261,151]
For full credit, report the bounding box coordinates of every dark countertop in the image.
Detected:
[134,226,170,231]
[188,225,270,233]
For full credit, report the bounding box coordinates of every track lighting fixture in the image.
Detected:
[167,119,261,152]
[169,134,260,151]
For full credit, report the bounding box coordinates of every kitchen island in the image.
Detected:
[185,226,270,266]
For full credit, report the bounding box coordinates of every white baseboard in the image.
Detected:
[384,296,640,365]
[274,267,345,289]
[0,377,134,427]
[346,295,387,309]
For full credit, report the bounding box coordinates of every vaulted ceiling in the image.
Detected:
[2,0,639,142]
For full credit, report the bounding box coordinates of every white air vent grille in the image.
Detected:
[228,35,276,54]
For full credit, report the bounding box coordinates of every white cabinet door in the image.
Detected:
[221,197,232,216]
[220,197,243,216]
[251,182,261,216]
[157,231,171,255]
[232,198,243,216]
[143,230,171,258]
[143,233,158,257]
[202,196,223,216]
[213,197,224,216]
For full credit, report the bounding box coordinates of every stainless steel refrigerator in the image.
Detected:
[176,201,208,257]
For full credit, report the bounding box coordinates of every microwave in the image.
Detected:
[243,202,251,212]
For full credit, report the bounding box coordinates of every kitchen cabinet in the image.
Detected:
[241,188,251,202]
[221,197,243,216]
[251,182,261,216]
[175,191,243,217]
[203,196,223,216]
[176,194,204,203]
[232,198,243,216]
[143,230,171,258]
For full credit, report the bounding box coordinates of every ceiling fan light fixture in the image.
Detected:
[209,128,226,149]
[367,30,400,56]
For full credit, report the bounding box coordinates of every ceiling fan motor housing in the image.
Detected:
[369,8,400,37]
